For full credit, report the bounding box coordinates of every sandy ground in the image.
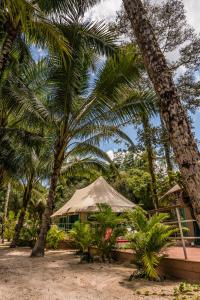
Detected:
[0,247,197,300]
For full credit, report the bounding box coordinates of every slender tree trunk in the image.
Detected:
[0,20,18,77]
[160,116,173,178]
[1,182,11,243]
[123,0,200,225]
[10,175,34,248]
[4,182,11,220]
[0,122,6,185]
[0,116,7,186]
[0,170,4,187]
[31,141,65,257]
[142,115,158,208]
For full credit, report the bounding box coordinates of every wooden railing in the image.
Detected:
[148,205,200,260]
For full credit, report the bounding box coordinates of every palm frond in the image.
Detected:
[37,0,100,16]
[142,252,159,279]
[71,20,117,56]
[92,44,143,99]
[126,207,178,280]
[0,127,43,147]
[61,157,108,176]
[26,17,70,62]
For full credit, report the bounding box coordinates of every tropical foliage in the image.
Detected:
[4,211,17,241]
[69,204,125,262]
[46,225,66,249]
[69,221,93,253]
[19,212,41,247]
[0,0,70,74]
[90,204,125,261]
[0,0,199,272]
[125,207,178,280]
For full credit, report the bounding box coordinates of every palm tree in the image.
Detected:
[10,135,111,248]
[108,77,158,208]
[10,146,52,247]
[0,52,50,186]
[30,99,136,256]
[0,0,74,76]
[123,0,200,226]
[30,26,150,256]
[0,49,52,244]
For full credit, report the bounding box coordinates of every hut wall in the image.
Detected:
[79,212,88,222]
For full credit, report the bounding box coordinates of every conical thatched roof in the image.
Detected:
[159,184,181,200]
[51,176,136,217]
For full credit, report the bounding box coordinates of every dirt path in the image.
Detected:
[0,247,194,299]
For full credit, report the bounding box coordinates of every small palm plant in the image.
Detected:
[69,221,93,254]
[91,204,125,261]
[126,207,178,280]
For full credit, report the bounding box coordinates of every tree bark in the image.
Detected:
[31,141,65,257]
[10,175,34,248]
[142,114,158,208]
[0,115,8,186]
[1,182,11,243]
[0,20,18,77]
[123,0,200,225]
[0,170,5,187]
[160,116,173,178]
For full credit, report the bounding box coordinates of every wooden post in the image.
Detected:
[176,208,188,260]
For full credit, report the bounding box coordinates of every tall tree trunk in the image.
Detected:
[0,20,18,77]
[31,141,65,257]
[10,175,34,248]
[160,116,173,179]
[142,114,158,208]
[123,0,200,225]
[1,182,11,243]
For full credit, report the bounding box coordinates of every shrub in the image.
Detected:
[4,211,17,241]
[91,203,125,261]
[126,206,178,280]
[19,213,40,247]
[46,225,66,249]
[69,221,93,253]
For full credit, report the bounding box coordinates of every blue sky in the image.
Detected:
[31,0,200,156]
[101,112,200,156]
